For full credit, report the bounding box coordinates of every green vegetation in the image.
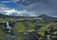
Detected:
[0,17,57,40]
[38,22,54,36]
[0,19,5,23]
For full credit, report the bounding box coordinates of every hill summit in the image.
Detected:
[38,14,55,22]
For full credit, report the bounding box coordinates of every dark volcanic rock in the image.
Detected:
[23,32,39,40]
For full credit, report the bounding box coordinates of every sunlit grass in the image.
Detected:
[38,22,54,36]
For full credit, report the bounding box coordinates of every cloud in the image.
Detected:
[1,1,11,3]
[5,9,36,16]
[0,0,57,17]
[0,0,11,3]
[0,4,36,16]
[19,10,36,16]
[12,0,40,6]
[11,0,57,17]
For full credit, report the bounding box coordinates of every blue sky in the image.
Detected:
[3,3,23,10]
[0,0,23,10]
[0,0,36,16]
[0,0,57,17]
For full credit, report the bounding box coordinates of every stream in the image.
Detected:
[4,21,16,40]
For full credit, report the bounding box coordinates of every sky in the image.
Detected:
[0,0,57,17]
[0,0,23,10]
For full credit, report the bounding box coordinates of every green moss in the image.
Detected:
[0,18,57,40]
[0,19,5,23]
[38,22,54,36]
[0,29,5,40]
[13,22,25,34]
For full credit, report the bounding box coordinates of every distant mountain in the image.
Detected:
[0,14,7,18]
[0,14,27,18]
[0,13,56,22]
[38,14,56,22]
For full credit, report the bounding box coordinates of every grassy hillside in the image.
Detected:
[0,17,57,40]
[13,18,57,40]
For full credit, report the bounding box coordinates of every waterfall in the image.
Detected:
[4,21,16,40]
[6,21,11,29]
[6,21,12,34]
